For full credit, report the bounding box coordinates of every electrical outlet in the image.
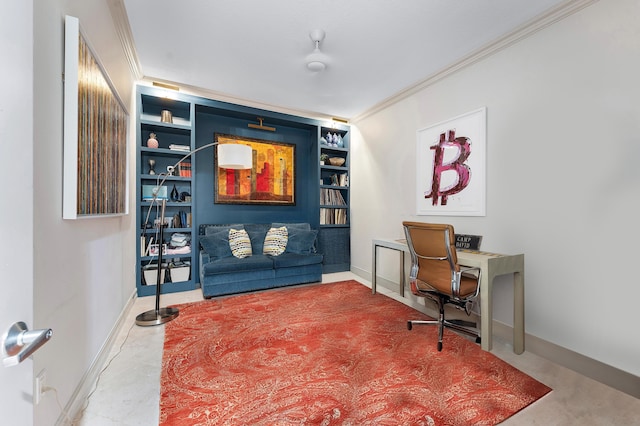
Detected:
[35,369,46,405]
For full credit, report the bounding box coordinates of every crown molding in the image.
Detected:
[107,0,143,80]
[352,0,599,123]
[138,78,339,123]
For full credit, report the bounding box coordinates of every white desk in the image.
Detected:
[372,238,525,354]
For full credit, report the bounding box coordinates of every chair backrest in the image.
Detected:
[402,221,459,294]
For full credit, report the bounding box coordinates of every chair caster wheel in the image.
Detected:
[437,342,443,351]
[407,321,412,330]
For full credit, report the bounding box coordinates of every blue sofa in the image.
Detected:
[198,223,323,298]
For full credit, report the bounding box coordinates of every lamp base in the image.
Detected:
[135,307,179,326]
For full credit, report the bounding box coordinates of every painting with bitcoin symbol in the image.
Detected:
[416,107,486,216]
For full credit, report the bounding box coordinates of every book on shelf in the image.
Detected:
[171,211,189,228]
[320,188,346,205]
[178,161,192,177]
[141,236,154,257]
[169,144,190,152]
[320,208,348,225]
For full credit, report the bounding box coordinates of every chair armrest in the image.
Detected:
[453,266,481,299]
[459,265,481,278]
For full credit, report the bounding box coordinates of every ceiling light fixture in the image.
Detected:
[306,29,328,72]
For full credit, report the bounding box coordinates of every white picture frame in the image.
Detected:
[63,15,129,219]
[416,107,486,216]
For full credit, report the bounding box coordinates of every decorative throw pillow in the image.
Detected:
[229,228,252,259]
[286,229,318,254]
[200,230,233,259]
[263,226,288,256]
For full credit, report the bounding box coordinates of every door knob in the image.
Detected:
[2,322,53,367]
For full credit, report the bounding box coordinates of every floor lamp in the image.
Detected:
[135,141,253,326]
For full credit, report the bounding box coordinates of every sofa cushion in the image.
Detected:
[244,223,271,254]
[200,230,233,259]
[271,252,323,268]
[286,229,318,254]
[272,222,311,232]
[229,229,252,258]
[203,224,244,236]
[263,226,288,256]
[202,254,274,274]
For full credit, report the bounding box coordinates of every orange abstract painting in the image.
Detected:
[214,133,295,205]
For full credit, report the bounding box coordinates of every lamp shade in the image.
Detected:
[218,144,253,169]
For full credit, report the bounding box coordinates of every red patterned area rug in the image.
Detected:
[160,280,550,425]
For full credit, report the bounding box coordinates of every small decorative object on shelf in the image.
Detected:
[337,134,344,147]
[147,132,159,148]
[325,131,340,147]
[320,153,329,165]
[170,184,179,201]
[148,159,156,175]
[161,109,173,123]
[329,157,345,166]
[320,136,327,145]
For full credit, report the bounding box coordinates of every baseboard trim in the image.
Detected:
[57,289,138,425]
[491,321,640,399]
[352,268,640,399]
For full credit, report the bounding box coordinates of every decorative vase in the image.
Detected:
[160,110,173,123]
[171,184,179,201]
[147,133,159,148]
[337,135,344,147]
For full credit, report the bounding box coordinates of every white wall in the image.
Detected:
[32,1,136,423]
[351,0,640,377]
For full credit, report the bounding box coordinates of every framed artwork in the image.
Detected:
[63,15,129,219]
[214,133,295,205]
[416,107,486,216]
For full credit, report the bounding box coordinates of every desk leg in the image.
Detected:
[513,271,525,354]
[480,274,493,352]
[399,251,405,297]
[371,244,378,294]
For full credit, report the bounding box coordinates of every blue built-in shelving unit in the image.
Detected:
[135,85,350,296]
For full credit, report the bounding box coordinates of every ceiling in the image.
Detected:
[117,0,578,120]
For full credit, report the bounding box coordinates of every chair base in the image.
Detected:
[408,318,481,349]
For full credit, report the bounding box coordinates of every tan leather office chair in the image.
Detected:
[403,221,481,351]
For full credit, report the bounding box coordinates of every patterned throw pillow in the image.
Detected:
[228,228,252,259]
[263,226,288,256]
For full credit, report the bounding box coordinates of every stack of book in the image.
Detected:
[320,208,348,225]
[168,144,190,152]
[178,162,192,177]
[171,210,191,228]
[320,188,346,205]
